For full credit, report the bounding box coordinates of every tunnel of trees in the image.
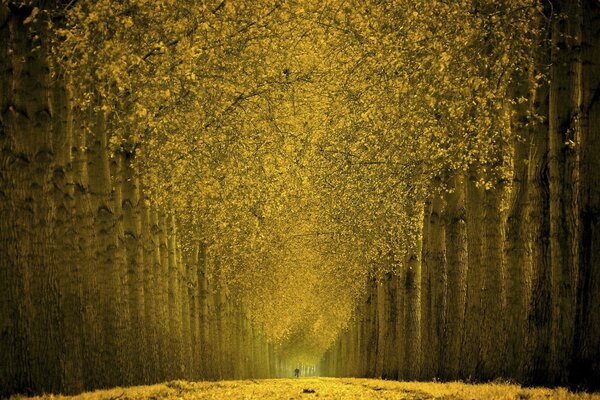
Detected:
[1,0,599,396]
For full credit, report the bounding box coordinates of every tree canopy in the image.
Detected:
[53,0,539,362]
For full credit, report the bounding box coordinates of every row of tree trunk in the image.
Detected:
[0,4,276,397]
[320,0,600,390]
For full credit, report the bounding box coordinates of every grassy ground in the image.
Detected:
[14,378,600,399]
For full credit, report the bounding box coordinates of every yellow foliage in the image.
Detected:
[54,0,539,362]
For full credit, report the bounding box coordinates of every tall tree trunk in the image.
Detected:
[365,277,378,377]
[442,174,468,379]
[110,146,132,385]
[158,212,173,378]
[480,184,505,379]
[504,68,533,380]
[52,78,85,394]
[357,298,369,377]
[375,270,398,379]
[423,193,446,379]
[154,210,170,380]
[205,252,219,379]
[122,155,146,384]
[525,40,552,384]
[573,0,600,389]
[548,0,582,384]
[1,4,56,394]
[235,305,247,379]
[189,243,201,379]
[141,200,159,383]
[394,260,406,379]
[71,104,103,389]
[197,241,210,378]
[420,199,433,378]
[167,214,184,377]
[347,315,359,376]
[403,223,423,380]
[180,245,193,379]
[87,111,129,387]
[461,170,485,380]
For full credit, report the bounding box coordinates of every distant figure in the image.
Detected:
[294,368,300,378]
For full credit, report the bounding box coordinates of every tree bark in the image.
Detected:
[573,0,600,389]
[419,199,433,378]
[141,200,160,382]
[52,78,85,394]
[153,209,170,380]
[87,110,129,387]
[403,220,423,380]
[548,0,582,384]
[442,174,468,380]
[122,155,146,384]
[525,46,553,384]
[188,243,201,379]
[0,4,64,393]
[423,193,446,379]
[480,184,506,379]
[461,170,485,380]
[375,270,398,379]
[504,68,533,380]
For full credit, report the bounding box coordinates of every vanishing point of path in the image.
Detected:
[23,378,599,400]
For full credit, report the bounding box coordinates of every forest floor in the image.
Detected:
[14,378,600,400]
[15,378,600,400]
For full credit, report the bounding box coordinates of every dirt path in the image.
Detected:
[23,378,598,399]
